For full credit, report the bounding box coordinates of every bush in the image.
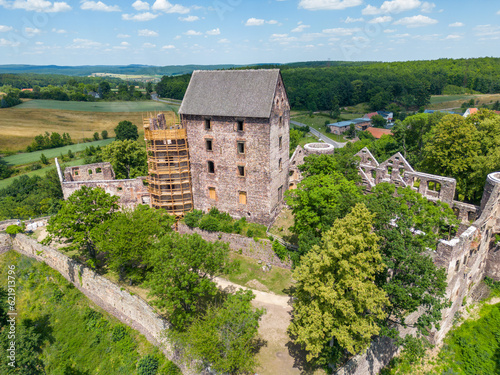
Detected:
[101,130,108,139]
[31,163,42,170]
[111,325,127,342]
[198,215,220,232]
[272,240,288,261]
[6,225,23,235]
[183,209,203,228]
[137,355,159,375]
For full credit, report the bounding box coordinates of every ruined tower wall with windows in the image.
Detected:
[179,69,290,225]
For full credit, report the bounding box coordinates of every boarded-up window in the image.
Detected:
[237,141,245,154]
[209,187,216,200]
[205,139,213,151]
[239,191,247,205]
[207,161,215,173]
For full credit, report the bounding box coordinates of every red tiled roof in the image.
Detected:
[366,127,392,139]
[21,88,33,91]
[468,108,478,115]
[364,112,378,119]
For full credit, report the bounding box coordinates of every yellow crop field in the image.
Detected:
[0,108,148,152]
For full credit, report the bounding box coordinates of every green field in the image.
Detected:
[16,99,179,112]
[430,94,473,104]
[4,138,114,166]
[292,114,347,143]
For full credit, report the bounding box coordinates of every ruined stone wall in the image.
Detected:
[64,162,115,182]
[177,223,291,269]
[0,233,196,375]
[61,177,150,209]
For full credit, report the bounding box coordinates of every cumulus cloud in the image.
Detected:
[4,0,71,12]
[0,25,13,32]
[393,14,438,28]
[322,27,361,36]
[70,38,102,48]
[52,28,67,33]
[162,44,175,49]
[245,18,265,26]
[151,0,189,14]
[24,27,41,36]
[80,1,120,12]
[117,33,130,38]
[298,0,363,11]
[443,34,462,40]
[0,38,20,47]
[179,15,199,22]
[138,29,158,36]
[143,42,156,48]
[206,28,220,35]
[449,22,464,27]
[122,12,158,21]
[420,1,435,13]
[292,24,310,32]
[132,0,149,11]
[369,16,393,23]
[343,16,364,23]
[184,29,202,36]
[218,38,230,43]
[474,24,500,40]
[362,0,421,15]
[270,33,299,43]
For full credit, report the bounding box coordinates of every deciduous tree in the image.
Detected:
[102,140,147,179]
[114,120,139,141]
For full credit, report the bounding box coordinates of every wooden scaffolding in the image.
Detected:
[144,112,193,216]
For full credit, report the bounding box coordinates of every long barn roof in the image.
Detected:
[178,69,281,118]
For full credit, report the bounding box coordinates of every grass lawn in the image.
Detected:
[298,135,320,147]
[429,94,473,104]
[224,253,293,295]
[0,251,180,374]
[0,158,84,190]
[268,208,296,242]
[4,138,114,166]
[292,114,346,143]
[15,99,179,112]
[428,93,500,110]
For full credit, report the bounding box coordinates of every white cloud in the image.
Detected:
[363,0,421,15]
[0,38,20,47]
[151,0,189,14]
[218,38,230,44]
[322,27,361,36]
[270,34,299,44]
[179,15,199,22]
[184,30,202,36]
[245,18,265,26]
[138,29,158,36]
[474,24,500,40]
[298,0,363,11]
[384,29,396,33]
[35,41,43,45]
[421,1,435,13]
[292,24,310,32]
[122,12,158,21]
[80,1,120,12]
[267,20,279,24]
[117,33,130,38]
[0,25,13,32]
[449,22,464,27]
[52,28,67,33]
[162,44,175,49]
[143,42,156,48]
[206,28,220,35]
[369,16,393,23]
[120,41,130,46]
[394,33,410,37]
[443,34,462,40]
[393,15,438,28]
[7,0,71,12]
[132,0,149,11]
[70,38,102,48]
[344,16,364,23]
[24,27,41,36]
[498,10,500,15]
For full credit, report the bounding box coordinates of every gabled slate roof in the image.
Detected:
[178,69,281,118]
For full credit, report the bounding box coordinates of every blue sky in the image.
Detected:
[0,0,499,66]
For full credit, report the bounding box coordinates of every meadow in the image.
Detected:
[0,100,178,152]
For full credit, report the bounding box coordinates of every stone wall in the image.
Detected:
[64,162,115,182]
[0,233,197,375]
[177,223,292,269]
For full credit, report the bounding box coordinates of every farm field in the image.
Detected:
[292,113,347,143]
[0,103,177,152]
[4,138,114,166]
[428,93,500,110]
[15,99,178,112]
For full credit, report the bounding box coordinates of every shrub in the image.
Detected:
[111,325,127,342]
[101,130,108,139]
[246,229,254,238]
[183,209,203,228]
[272,240,288,261]
[198,215,220,232]
[6,225,23,235]
[137,355,159,375]
[31,163,42,170]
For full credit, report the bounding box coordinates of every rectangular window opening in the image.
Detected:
[96,168,102,173]
[209,187,216,200]
[239,191,247,205]
[205,139,213,151]
[237,120,244,131]
[279,136,283,149]
[278,185,283,201]
[279,158,282,171]
[238,165,245,176]
[205,119,211,130]
[237,141,245,154]
[207,161,215,174]
[88,169,93,175]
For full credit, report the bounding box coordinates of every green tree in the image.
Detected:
[40,153,49,165]
[146,233,233,328]
[289,204,389,360]
[289,128,303,153]
[170,289,264,374]
[46,186,118,266]
[102,140,147,179]
[371,114,386,128]
[114,120,139,141]
[0,157,13,180]
[94,205,174,283]
[101,130,108,139]
[93,132,100,141]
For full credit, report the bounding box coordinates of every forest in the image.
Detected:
[156,57,500,111]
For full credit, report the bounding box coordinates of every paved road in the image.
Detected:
[291,120,347,148]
